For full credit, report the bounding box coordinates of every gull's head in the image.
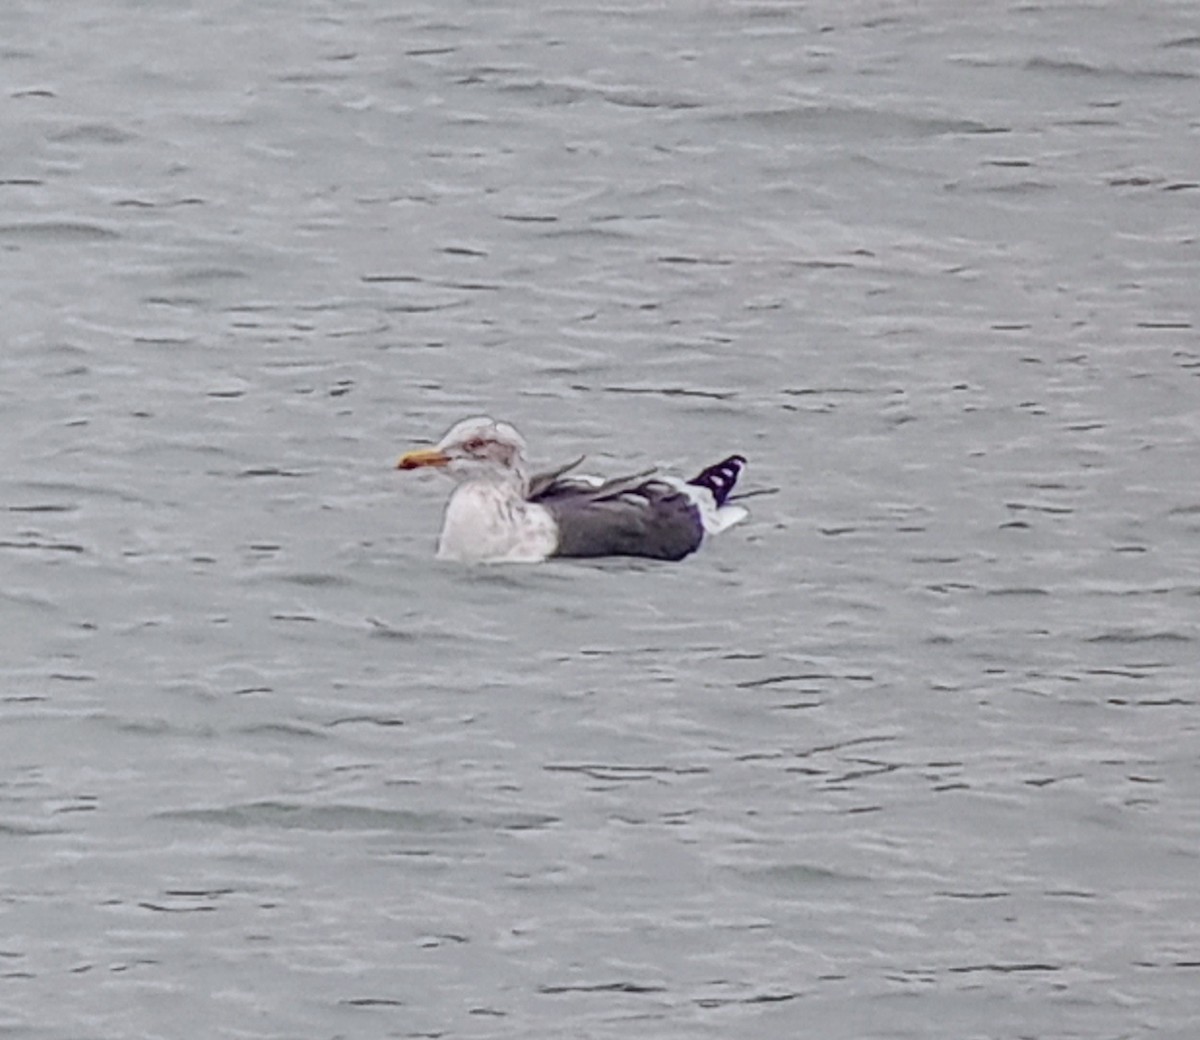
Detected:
[396,416,529,485]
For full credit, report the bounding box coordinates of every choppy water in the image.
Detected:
[3,1,1199,1037]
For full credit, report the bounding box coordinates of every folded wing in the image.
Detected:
[530,470,705,561]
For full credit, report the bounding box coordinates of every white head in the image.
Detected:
[396,416,529,485]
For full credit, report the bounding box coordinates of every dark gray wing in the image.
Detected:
[533,478,704,561]
[527,457,587,500]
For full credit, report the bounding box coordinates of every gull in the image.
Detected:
[396,416,748,563]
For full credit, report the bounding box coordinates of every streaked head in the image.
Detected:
[396,416,529,483]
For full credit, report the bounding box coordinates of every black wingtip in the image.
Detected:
[687,454,747,506]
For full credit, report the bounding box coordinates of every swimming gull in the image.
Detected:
[396,416,748,563]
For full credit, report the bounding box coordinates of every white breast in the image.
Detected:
[436,483,559,563]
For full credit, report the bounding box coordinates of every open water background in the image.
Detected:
[2,2,1199,1037]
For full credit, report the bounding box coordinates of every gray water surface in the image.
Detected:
[3,2,1199,1038]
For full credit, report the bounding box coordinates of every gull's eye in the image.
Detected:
[463,437,487,454]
